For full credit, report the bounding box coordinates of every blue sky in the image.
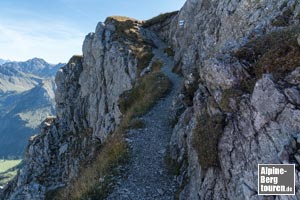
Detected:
[0,0,186,64]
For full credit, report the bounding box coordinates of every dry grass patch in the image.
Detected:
[135,46,154,71]
[165,148,181,176]
[219,88,243,112]
[143,11,179,28]
[172,61,183,76]
[151,59,164,72]
[193,111,225,170]
[49,134,127,200]
[119,72,172,121]
[129,118,145,129]
[106,16,154,72]
[164,47,175,57]
[234,25,300,92]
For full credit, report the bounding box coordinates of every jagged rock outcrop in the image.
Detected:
[167,0,300,199]
[2,17,150,199]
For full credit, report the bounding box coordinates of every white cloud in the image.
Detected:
[0,19,86,64]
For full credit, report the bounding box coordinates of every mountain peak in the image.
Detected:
[0,59,11,65]
[1,58,65,77]
[26,57,47,63]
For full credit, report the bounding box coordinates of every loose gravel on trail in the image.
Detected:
[106,31,182,200]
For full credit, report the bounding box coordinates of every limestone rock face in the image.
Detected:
[2,18,142,199]
[168,0,300,199]
[168,0,300,76]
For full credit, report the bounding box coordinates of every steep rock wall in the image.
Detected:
[168,0,300,199]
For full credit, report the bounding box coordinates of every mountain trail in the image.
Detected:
[106,30,182,200]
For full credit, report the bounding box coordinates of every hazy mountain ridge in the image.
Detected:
[2,58,64,77]
[0,58,63,158]
[0,59,10,65]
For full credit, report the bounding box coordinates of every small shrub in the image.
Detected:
[137,46,154,71]
[193,112,225,170]
[143,11,179,28]
[151,59,164,72]
[219,88,243,112]
[164,47,175,57]
[165,148,181,176]
[129,118,145,129]
[181,75,199,107]
[172,61,183,76]
[271,8,293,27]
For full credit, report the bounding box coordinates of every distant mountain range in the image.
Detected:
[0,59,10,65]
[0,58,64,158]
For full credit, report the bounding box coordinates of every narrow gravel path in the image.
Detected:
[106,31,182,200]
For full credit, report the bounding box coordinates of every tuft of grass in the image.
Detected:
[180,76,199,107]
[193,111,225,170]
[271,8,294,26]
[106,16,141,42]
[164,47,175,57]
[129,118,145,129]
[118,72,172,123]
[50,134,127,200]
[143,11,179,28]
[219,88,243,112]
[151,59,164,72]
[136,46,154,71]
[165,148,181,176]
[172,61,183,76]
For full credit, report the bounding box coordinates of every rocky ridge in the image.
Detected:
[1,17,153,199]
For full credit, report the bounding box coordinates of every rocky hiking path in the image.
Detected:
[106,31,182,200]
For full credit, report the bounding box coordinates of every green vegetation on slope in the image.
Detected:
[106,16,154,72]
[142,11,179,28]
[118,72,172,123]
[193,110,225,170]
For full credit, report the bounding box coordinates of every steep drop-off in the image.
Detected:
[0,58,62,158]
[2,17,155,199]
